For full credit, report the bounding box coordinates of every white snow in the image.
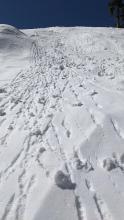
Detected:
[0,24,124,220]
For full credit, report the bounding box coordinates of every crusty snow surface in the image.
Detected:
[0,24,124,220]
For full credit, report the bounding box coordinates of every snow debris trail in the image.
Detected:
[1,25,124,220]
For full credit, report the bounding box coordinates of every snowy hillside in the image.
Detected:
[0,24,124,220]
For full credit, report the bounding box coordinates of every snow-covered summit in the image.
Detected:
[0,25,124,220]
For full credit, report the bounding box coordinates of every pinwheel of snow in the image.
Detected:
[0,88,6,93]
[102,158,117,171]
[55,170,76,190]
[120,153,124,164]
[0,109,6,116]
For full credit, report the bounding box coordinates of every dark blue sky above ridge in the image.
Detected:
[0,0,113,29]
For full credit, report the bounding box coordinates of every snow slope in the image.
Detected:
[0,24,32,85]
[0,24,124,220]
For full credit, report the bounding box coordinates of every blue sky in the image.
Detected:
[0,0,113,28]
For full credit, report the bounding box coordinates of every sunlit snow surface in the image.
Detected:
[0,24,124,220]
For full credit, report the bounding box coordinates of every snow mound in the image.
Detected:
[55,170,76,190]
[0,24,32,82]
[0,24,25,36]
[0,24,30,52]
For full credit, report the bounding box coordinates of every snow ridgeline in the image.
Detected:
[0,24,124,220]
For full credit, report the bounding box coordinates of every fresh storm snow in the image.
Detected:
[0,24,124,220]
